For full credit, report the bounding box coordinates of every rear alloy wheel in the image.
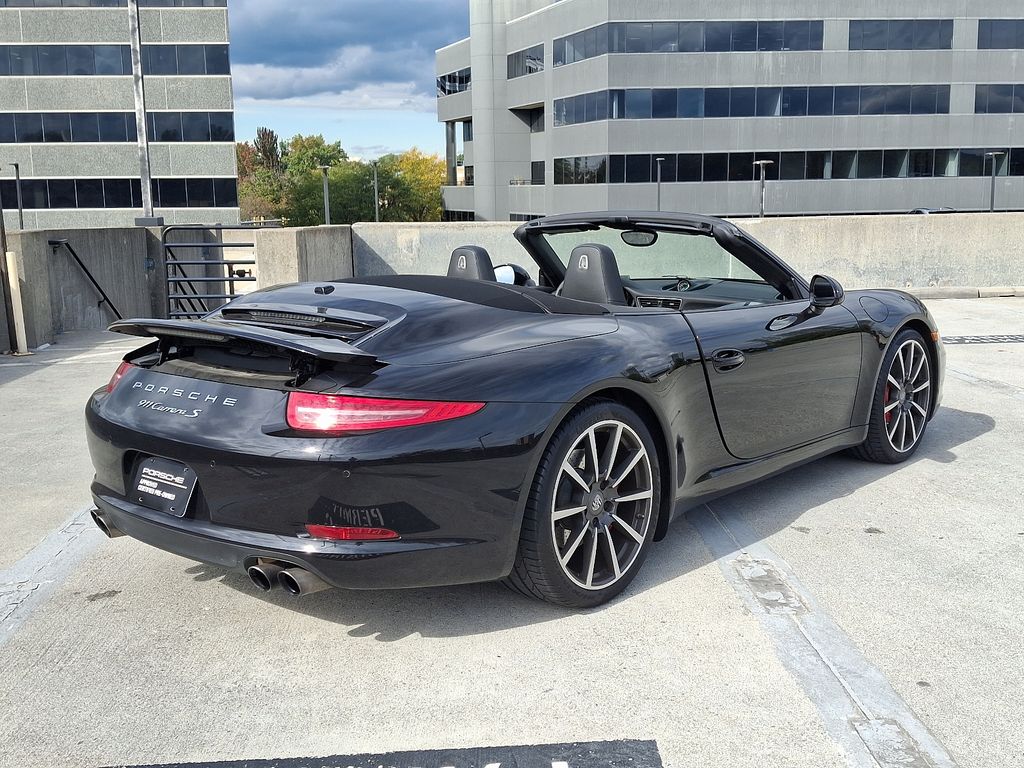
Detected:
[852,329,933,463]
[505,402,660,608]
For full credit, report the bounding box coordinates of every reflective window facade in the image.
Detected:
[0,44,229,75]
[0,177,237,208]
[507,44,544,79]
[437,67,471,97]
[0,111,233,143]
[554,20,824,66]
[978,20,1024,49]
[142,44,230,75]
[849,19,953,50]
[976,85,1024,113]
[553,148,1024,184]
[553,85,950,125]
[0,1,226,6]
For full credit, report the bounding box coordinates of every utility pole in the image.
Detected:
[127,0,158,225]
[319,165,331,225]
[372,161,380,222]
[753,159,774,218]
[655,157,665,212]
[8,163,23,230]
[985,151,1005,212]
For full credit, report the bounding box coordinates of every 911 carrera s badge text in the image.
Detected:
[137,400,202,418]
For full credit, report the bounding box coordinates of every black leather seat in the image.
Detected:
[559,244,627,305]
[447,246,496,281]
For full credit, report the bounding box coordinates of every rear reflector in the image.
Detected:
[106,361,133,393]
[286,392,484,434]
[305,524,400,541]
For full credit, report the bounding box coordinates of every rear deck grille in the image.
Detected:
[220,309,383,341]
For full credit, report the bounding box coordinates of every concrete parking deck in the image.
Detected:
[0,300,1021,768]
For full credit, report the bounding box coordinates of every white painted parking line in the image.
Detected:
[689,504,960,768]
[0,506,102,650]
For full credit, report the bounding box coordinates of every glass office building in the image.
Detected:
[0,0,238,229]
[436,1,1024,221]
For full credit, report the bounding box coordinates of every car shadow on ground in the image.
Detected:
[183,406,993,641]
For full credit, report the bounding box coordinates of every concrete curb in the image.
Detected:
[903,286,1022,300]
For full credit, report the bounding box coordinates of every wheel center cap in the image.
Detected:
[590,493,605,513]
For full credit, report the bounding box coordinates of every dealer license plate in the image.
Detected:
[132,457,197,518]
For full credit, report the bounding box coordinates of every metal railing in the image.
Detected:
[48,239,124,320]
[162,225,257,319]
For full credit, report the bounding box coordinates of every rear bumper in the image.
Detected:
[93,490,511,589]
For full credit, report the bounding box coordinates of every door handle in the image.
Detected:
[711,348,746,372]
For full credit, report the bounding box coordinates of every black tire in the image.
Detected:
[851,328,934,464]
[504,401,661,608]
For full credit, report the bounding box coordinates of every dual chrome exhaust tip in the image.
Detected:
[89,508,331,597]
[247,563,331,597]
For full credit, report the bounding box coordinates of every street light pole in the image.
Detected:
[985,151,1005,212]
[319,165,331,225]
[655,157,665,212]
[372,161,380,222]
[753,159,774,218]
[8,163,24,230]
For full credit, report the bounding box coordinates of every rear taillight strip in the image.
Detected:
[286,392,484,435]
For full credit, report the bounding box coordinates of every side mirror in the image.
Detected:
[494,263,536,287]
[808,274,845,313]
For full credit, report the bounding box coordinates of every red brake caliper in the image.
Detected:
[884,385,893,423]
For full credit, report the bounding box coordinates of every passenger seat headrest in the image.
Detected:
[448,246,496,281]
[560,243,627,305]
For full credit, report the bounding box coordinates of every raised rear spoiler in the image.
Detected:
[108,318,383,367]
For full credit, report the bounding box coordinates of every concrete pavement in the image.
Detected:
[0,300,1020,768]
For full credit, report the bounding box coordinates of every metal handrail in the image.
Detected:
[48,239,123,320]
[162,224,262,319]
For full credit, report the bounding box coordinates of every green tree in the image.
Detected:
[281,134,347,177]
[253,127,282,171]
[278,160,375,227]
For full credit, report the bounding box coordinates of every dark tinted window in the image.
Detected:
[756,87,781,117]
[652,89,677,118]
[153,112,182,141]
[781,87,808,117]
[704,88,730,117]
[76,179,105,208]
[806,151,829,179]
[859,86,886,115]
[730,88,755,117]
[14,113,43,142]
[885,85,911,114]
[104,179,133,208]
[677,88,703,117]
[98,113,128,142]
[758,21,784,51]
[0,113,15,143]
[912,85,939,115]
[48,179,77,208]
[833,86,860,115]
[703,153,728,181]
[93,45,126,74]
[728,152,755,181]
[209,111,234,141]
[625,89,652,119]
[625,23,652,53]
[731,22,757,52]
[625,154,650,183]
[652,23,679,52]
[22,179,49,208]
[9,46,37,75]
[175,45,206,75]
[42,113,72,142]
[909,150,934,177]
[958,149,985,177]
[181,112,211,141]
[780,152,805,180]
[677,153,702,181]
[66,45,95,75]
[653,154,676,183]
[808,86,833,116]
[70,112,100,142]
[186,177,215,207]
[704,22,732,52]
[37,46,67,75]
[832,151,857,179]
[678,22,703,52]
[158,178,187,207]
[883,150,908,178]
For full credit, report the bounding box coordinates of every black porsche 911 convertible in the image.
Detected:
[86,211,944,607]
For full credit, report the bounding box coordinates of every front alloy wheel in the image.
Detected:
[505,402,661,608]
[852,328,934,463]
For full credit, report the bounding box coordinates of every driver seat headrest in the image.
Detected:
[447,246,496,281]
[560,243,626,305]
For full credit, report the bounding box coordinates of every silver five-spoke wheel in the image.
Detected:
[550,420,653,590]
[883,338,932,454]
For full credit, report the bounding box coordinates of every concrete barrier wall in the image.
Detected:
[349,213,1024,291]
[738,213,1024,291]
[7,228,155,348]
[253,225,353,289]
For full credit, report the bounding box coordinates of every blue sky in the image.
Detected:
[228,0,468,159]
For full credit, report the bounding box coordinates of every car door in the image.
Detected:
[683,301,864,460]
